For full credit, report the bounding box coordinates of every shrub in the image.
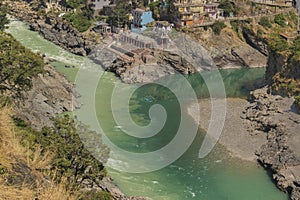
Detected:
[64,12,92,32]
[257,28,264,38]
[0,32,45,94]
[79,190,113,200]
[259,16,272,28]
[230,20,239,32]
[19,115,110,187]
[212,21,226,35]
[268,33,289,53]
[218,0,239,17]
[274,14,286,27]
[0,0,9,31]
[295,95,300,105]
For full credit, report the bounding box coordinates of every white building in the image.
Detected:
[91,0,111,11]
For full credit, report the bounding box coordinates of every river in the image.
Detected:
[6,20,288,200]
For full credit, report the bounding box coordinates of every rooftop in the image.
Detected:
[121,31,156,44]
[134,8,146,13]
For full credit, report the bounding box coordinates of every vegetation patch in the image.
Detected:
[64,11,92,32]
[274,13,286,27]
[212,21,226,35]
[267,33,289,53]
[258,16,272,28]
[218,0,239,17]
[0,32,45,95]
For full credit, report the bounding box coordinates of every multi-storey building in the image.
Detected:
[131,8,154,32]
[172,0,205,27]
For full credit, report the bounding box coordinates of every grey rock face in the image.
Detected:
[30,17,94,56]
[8,2,98,56]
[14,65,80,130]
[243,87,300,199]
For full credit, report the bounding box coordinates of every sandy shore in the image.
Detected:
[187,98,266,162]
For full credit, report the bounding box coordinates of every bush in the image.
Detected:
[295,95,300,105]
[0,0,9,31]
[230,20,239,32]
[268,33,289,53]
[274,14,286,27]
[0,32,45,94]
[19,115,110,187]
[257,28,264,38]
[79,190,113,200]
[64,12,92,32]
[212,21,226,35]
[218,0,239,17]
[259,16,272,28]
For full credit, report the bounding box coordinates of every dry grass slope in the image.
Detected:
[0,107,77,200]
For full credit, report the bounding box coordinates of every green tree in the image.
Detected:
[79,190,113,200]
[32,115,110,186]
[64,12,92,32]
[212,21,226,35]
[218,0,238,17]
[259,16,272,28]
[149,1,160,20]
[274,14,286,27]
[268,33,289,53]
[66,0,84,9]
[0,32,44,94]
[0,0,9,31]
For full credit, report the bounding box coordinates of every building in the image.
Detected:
[131,8,154,32]
[204,3,224,19]
[119,32,155,48]
[90,0,111,11]
[172,0,205,27]
[93,21,112,34]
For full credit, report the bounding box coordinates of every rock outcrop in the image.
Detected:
[90,45,197,84]
[29,16,98,56]
[6,0,100,56]
[192,27,268,69]
[242,27,269,56]
[13,64,146,200]
[242,87,300,200]
[13,64,80,130]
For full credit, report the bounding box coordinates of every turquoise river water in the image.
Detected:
[6,20,289,200]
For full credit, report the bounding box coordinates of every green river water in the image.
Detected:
[6,20,289,200]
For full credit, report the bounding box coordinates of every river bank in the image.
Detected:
[187,88,300,199]
[187,98,267,162]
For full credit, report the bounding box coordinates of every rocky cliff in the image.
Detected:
[12,64,146,200]
[29,16,98,56]
[6,0,100,56]
[242,88,300,200]
[266,41,300,111]
[103,48,197,84]
[13,64,80,130]
[190,27,268,69]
